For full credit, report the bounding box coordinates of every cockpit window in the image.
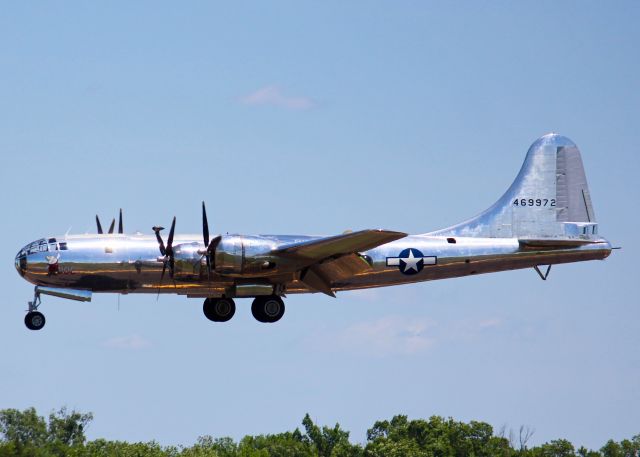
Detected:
[48,238,57,244]
[23,239,48,255]
[59,242,68,250]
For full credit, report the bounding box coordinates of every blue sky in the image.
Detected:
[1,1,638,450]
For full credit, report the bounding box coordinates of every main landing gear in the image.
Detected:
[251,295,285,323]
[203,297,236,322]
[201,295,285,323]
[25,288,45,331]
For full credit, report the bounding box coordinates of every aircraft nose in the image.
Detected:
[15,251,27,277]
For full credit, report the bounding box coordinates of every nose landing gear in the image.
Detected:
[25,288,45,331]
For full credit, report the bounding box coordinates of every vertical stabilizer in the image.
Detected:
[429,134,599,239]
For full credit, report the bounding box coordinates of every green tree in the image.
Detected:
[620,435,640,457]
[47,407,93,446]
[576,446,601,457]
[2,406,640,457]
[301,414,358,457]
[532,439,576,457]
[84,439,177,457]
[600,440,623,457]
[238,431,312,457]
[0,407,48,449]
[365,414,511,457]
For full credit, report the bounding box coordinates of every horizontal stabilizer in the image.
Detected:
[273,229,406,262]
[518,238,601,249]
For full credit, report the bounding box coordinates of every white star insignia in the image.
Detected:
[401,249,422,273]
[386,250,437,274]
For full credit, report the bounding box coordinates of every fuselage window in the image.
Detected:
[59,242,68,250]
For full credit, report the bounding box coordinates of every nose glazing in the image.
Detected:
[15,251,27,276]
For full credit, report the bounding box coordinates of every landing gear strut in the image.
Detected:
[251,296,285,323]
[203,297,236,322]
[25,288,45,331]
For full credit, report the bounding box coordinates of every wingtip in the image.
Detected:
[378,229,409,239]
[371,229,408,236]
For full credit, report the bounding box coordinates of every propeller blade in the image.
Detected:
[108,218,115,234]
[169,257,175,279]
[118,208,123,234]
[96,215,103,234]
[205,235,222,277]
[208,235,222,256]
[152,226,166,256]
[202,201,210,248]
[160,259,167,283]
[166,217,176,255]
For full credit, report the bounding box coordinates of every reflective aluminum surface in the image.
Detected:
[14,133,614,300]
[15,232,611,298]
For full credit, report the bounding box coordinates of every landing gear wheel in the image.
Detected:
[25,311,45,331]
[203,297,236,322]
[251,296,285,323]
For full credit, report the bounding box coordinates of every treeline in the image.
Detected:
[0,408,638,457]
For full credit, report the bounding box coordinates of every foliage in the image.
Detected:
[0,408,637,457]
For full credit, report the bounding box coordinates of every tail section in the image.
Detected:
[429,133,599,239]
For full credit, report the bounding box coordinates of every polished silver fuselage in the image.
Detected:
[13,133,615,328]
[15,233,612,298]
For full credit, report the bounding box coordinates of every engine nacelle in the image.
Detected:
[172,242,204,279]
[214,235,277,276]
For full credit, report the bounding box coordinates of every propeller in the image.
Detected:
[153,216,176,283]
[201,201,222,279]
[96,209,124,234]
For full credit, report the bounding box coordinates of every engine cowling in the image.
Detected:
[214,235,277,276]
[171,242,204,279]
[214,236,243,275]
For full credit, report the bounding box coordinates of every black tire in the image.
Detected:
[251,297,267,323]
[203,297,235,322]
[25,311,45,331]
[251,296,285,323]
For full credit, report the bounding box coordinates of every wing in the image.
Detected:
[272,229,407,297]
[273,229,406,261]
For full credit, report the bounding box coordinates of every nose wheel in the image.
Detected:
[251,295,285,323]
[25,287,45,331]
[25,311,45,330]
